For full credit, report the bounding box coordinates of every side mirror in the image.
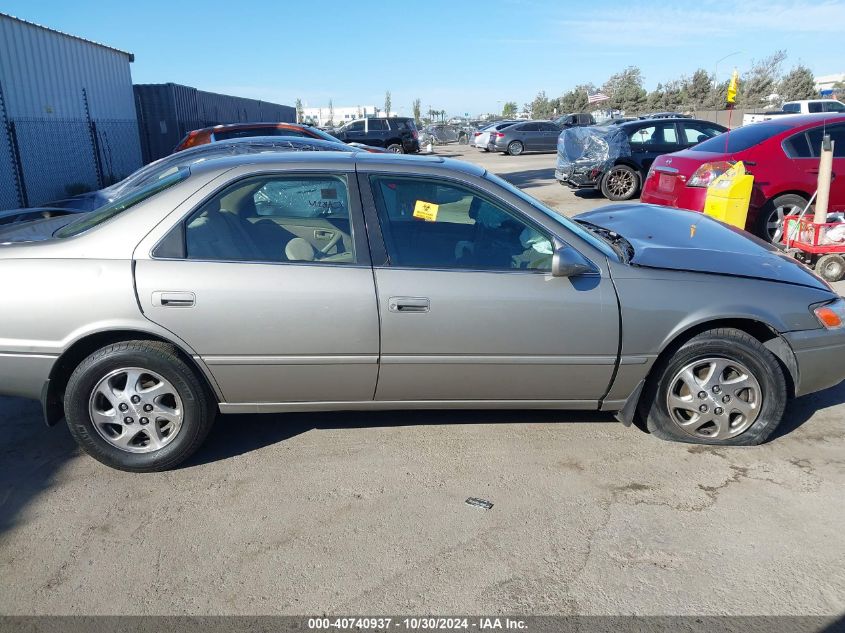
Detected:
[552,246,593,277]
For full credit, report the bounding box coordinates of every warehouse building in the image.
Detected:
[134,83,296,163]
[0,13,142,209]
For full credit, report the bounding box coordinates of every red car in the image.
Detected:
[174,122,387,154]
[641,114,845,242]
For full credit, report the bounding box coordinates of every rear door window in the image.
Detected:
[520,123,540,132]
[681,122,723,145]
[367,119,388,131]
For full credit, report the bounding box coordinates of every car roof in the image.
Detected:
[193,122,308,134]
[744,113,845,131]
[185,149,486,179]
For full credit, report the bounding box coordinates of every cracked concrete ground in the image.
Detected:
[1,148,844,616]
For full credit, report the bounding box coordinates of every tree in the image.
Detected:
[328,99,334,126]
[529,91,555,119]
[502,101,518,117]
[739,50,787,108]
[603,66,647,114]
[558,83,595,113]
[295,98,304,123]
[685,69,712,111]
[779,65,818,102]
[384,90,392,117]
[412,98,421,123]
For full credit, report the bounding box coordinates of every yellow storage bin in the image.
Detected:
[703,161,754,229]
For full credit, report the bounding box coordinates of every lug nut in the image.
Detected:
[712,386,722,394]
[123,416,133,424]
[118,403,129,412]
[714,407,724,415]
[131,395,141,404]
[699,404,708,413]
[698,391,707,399]
[139,417,149,425]
[143,404,153,412]
[722,395,731,403]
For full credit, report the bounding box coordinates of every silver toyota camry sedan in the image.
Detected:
[1,151,843,471]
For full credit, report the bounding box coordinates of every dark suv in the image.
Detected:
[332,117,419,153]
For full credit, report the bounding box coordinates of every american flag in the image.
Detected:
[587,92,610,104]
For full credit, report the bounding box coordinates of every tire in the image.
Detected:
[64,341,216,472]
[815,253,845,282]
[757,194,808,243]
[601,164,640,201]
[639,328,787,446]
[507,141,524,156]
[386,143,404,154]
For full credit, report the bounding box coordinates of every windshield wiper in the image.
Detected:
[574,219,634,263]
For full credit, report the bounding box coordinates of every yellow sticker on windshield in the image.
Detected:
[413,200,439,222]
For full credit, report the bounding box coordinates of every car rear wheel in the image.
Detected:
[639,328,787,446]
[815,253,845,282]
[758,194,808,243]
[386,143,404,154]
[601,165,639,201]
[64,341,215,472]
[507,141,524,156]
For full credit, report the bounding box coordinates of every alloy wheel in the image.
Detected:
[665,357,762,440]
[766,202,802,243]
[606,168,636,199]
[88,367,184,453]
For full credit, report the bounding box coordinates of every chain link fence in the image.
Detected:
[0,117,142,210]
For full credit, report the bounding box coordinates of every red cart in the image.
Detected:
[782,215,845,282]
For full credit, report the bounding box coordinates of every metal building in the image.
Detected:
[0,13,143,209]
[135,83,296,163]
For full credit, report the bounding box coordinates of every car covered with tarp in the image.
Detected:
[555,117,726,201]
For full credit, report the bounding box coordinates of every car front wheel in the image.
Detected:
[64,341,216,472]
[640,328,787,445]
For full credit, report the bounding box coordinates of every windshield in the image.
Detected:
[55,167,189,239]
[691,122,792,153]
[483,171,617,259]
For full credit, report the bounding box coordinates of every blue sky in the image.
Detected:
[5,0,843,116]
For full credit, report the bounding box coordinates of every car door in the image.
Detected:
[519,122,540,150]
[359,171,619,403]
[340,120,365,144]
[628,122,683,174]
[133,168,379,405]
[538,122,562,151]
[365,118,390,147]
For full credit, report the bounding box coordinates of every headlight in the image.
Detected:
[813,298,845,329]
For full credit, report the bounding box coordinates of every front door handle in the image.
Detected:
[152,291,196,308]
[388,296,430,313]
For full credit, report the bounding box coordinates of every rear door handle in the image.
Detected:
[388,297,430,313]
[152,291,195,308]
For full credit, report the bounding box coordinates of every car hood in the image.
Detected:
[0,213,80,244]
[577,204,829,291]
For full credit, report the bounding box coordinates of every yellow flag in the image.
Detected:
[726,69,739,105]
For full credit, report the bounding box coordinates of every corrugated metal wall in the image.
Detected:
[0,13,142,208]
[135,83,295,163]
